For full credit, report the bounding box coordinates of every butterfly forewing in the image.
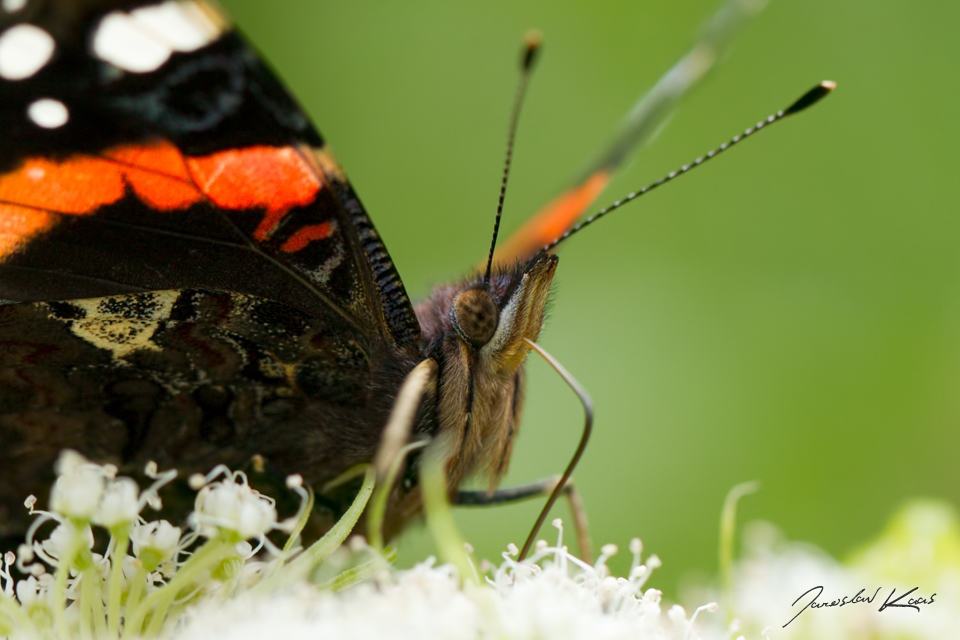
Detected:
[0,0,419,348]
[0,0,426,543]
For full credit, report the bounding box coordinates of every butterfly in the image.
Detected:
[0,0,831,555]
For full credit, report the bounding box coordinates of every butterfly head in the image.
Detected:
[415,251,557,487]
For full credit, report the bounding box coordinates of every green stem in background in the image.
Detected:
[578,0,768,182]
[122,538,234,639]
[318,547,397,593]
[281,486,315,557]
[79,576,92,640]
[256,483,315,582]
[719,480,760,622]
[123,564,149,626]
[421,439,476,585]
[0,593,36,638]
[496,0,767,262]
[107,531,130,638]
[368,440,429,552]
[81,563,107,640]
[269,465,375,587]
[368,359,437,552]
[52,527,87,640]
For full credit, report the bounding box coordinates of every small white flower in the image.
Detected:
[668,603,687,623]
[50,452,108,520]
[240,501,274,539]
[193,476,277,540]
[15,573,54,609]
[15,576,43,607]
[131,520,182,566]
[94,477,140,528]
[40,522,94,561]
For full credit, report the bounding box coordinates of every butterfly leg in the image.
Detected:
[454,476,591,563]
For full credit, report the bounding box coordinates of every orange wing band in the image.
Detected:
[0,141,325,259]
[493,170,610,265]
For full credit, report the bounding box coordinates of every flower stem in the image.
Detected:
[719,480,759,622]
[266,465,375,588]
[0,593,38,638]
[368,441,428,552]
[421,441,476,585]
[52,530,86,640]
[82,563,107,639]
[123,565,149,624]
[122,538,234,639]
[108,532,130,638]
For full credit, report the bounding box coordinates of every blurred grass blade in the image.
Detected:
[421,437,477,584]
[496,0,766,263]
[719,479,760,621]
[583,0,767,180]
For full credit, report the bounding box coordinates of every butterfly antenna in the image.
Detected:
[484,31,542,286]
[544,81,836,251]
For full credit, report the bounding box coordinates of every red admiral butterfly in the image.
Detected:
[0,0,831,556]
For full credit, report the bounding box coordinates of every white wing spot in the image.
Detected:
[93,12,170,73]
[93,0,224,73]
[0,24,55,80]
[131,1,221,51]
[27,98,68,128]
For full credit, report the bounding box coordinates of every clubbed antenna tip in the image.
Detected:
[522,30,542,70]
[784,80,836,116]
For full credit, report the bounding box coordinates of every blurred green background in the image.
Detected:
[220,0,960,596]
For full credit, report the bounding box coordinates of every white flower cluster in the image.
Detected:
[688,500,960,640]
[0,451,297,639]
[170,520,721,640]
[3,450,952,640]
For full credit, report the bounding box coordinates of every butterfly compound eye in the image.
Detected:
[452,289,499,347]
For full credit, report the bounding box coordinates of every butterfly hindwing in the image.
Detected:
[0,288,402,538]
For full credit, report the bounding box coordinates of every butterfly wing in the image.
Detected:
[0,0,420,349]
[0,0,429,541]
